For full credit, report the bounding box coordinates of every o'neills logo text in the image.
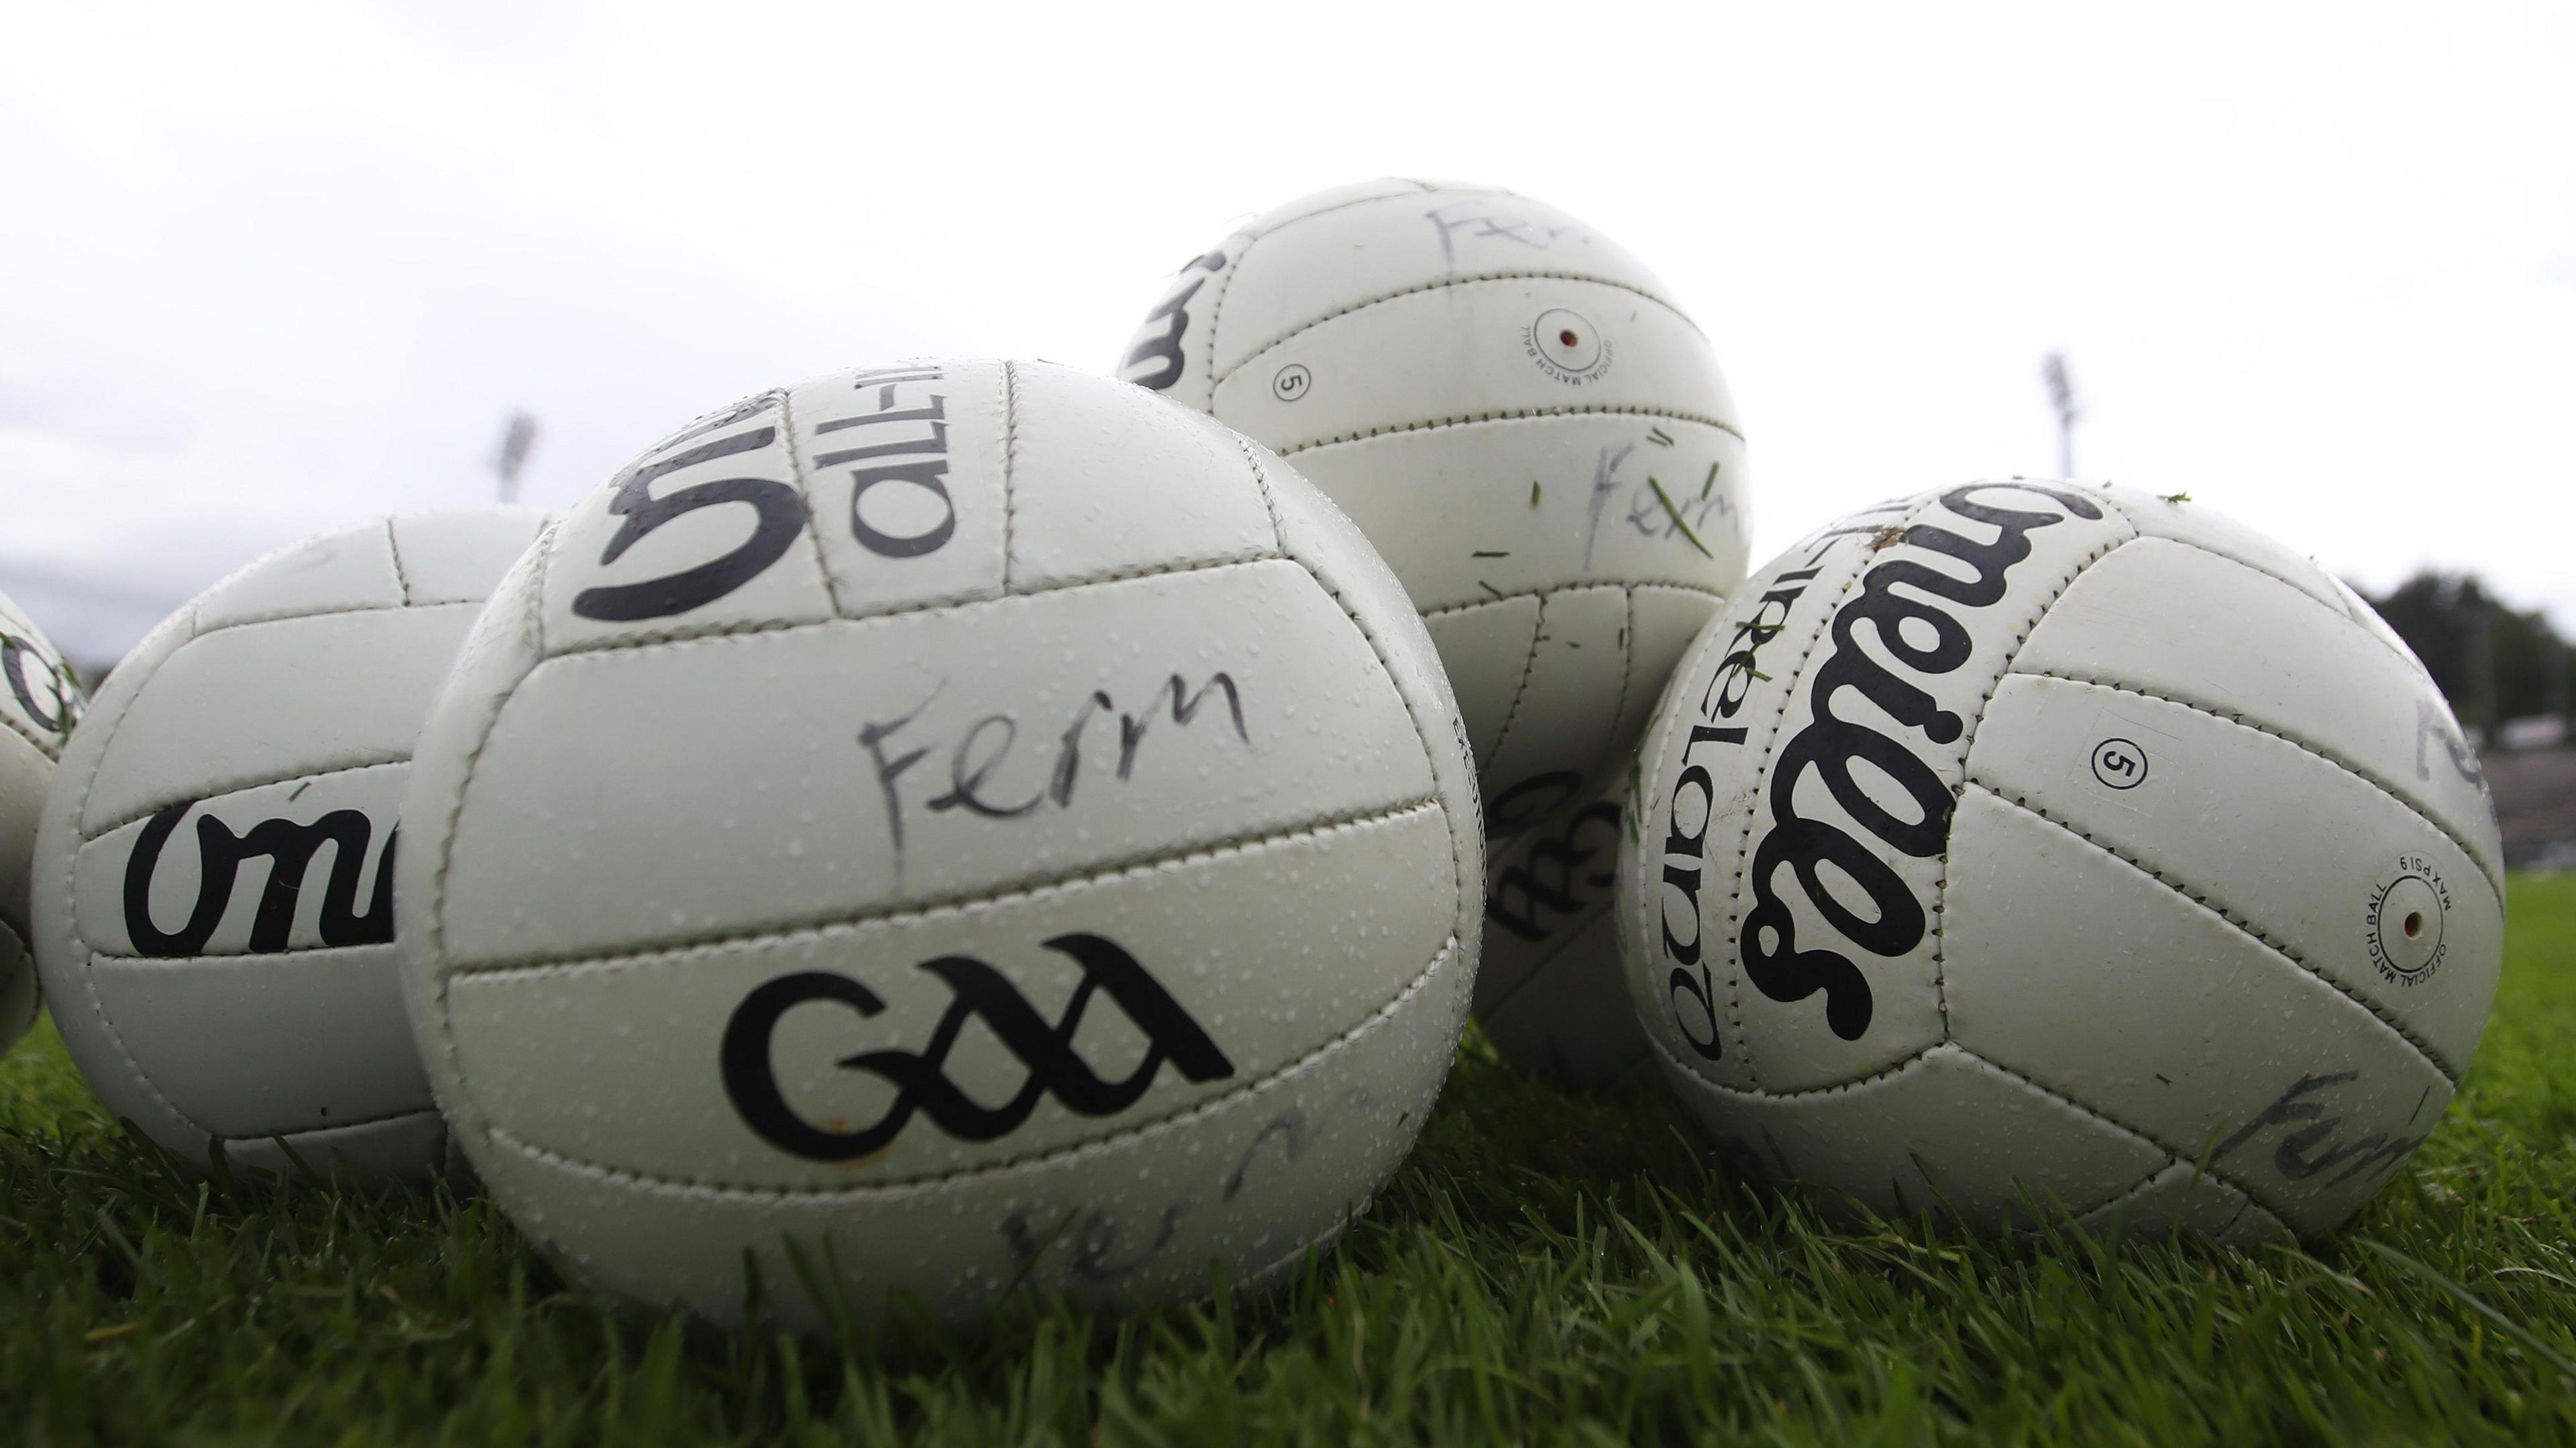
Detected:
[123,801,396,956]
[1660,484,2101,1056]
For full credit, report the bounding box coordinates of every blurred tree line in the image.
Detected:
[2360,572,2575,740]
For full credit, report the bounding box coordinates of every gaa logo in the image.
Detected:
[720,933,1234,1160]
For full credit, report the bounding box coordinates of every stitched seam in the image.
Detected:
[1964,779,2460,1086]
[2070,1158,2196,1223]
[1607,586,1638,765]
[2072,1159,2258,1242]
[78,756,411,841]
[1212,272,1700,391]
[0,707,65,760]
[188,598,478,645]
[1253,179,1455,239]
[2090,495,2355,628]
[2083,500,2456,734]
[1958,1046,2300,1227]
[1485,594,1546,775]
[1937,526,2138,1029]
[382,518,415,606]
[1654,1035,1937,1102]
[221,1102,443,1140]
[429,528,557,1154]
[86,937,402,966]
[56,616,210,1138]
[1201,227,1252,391]
[1716,503,1936,1084]
[1228,431,1287,552]
[2236,1199,2292,1241]
[780,384,845,618]
[1280,406,1744,457]
[447,798,1442,982]
[998,359,1020,592]
[480,932,1459,1203]
[1422,580,1723,619]
[1265,502,1471,955]
[1656,1034,2302,1227]
[2007,669,2507,905]
[533,553,1283,660]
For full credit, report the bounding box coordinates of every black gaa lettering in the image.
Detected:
[720,932,1235,1161]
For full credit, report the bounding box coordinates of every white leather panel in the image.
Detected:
[438,561,1434,966]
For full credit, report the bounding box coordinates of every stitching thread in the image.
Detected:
[1228,432,1288,551]
[1937,526,2139,1027]
[535,552,1284,661]
[445,799,1442,983]
[0,708,64,761]
[479,932,1460,1203]
[1423,579,1723,620]
[1212,272,1703,390]
[1258,480,1473,954]
[428,539,557,1147]
[383,517,414,606]
[779,384,845,619]
[186,597,478,648]
[1484,594,1547,775]
[1713,505,1921,1083]
[2005,668,2506,903]
[1965,778,2461,1086]
[1656,1034,2305,1229]
[219,1102,444,1141]
[1279,406,1744,458]
[54,612,211,1139]
[1607,588,1638,775]
[80,755,411,842]
[998,359,1020,592]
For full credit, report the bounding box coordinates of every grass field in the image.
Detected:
[5,875,2574,1445]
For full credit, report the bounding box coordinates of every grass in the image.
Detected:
[5,876,2575,1445]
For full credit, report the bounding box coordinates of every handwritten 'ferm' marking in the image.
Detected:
[1120,251,1228,392]
[1733,484,2102,1043]
[121,802,395,956]
[720,933,1234,1163]
[2214,1071,2430,1192]
[857,671,1250,858]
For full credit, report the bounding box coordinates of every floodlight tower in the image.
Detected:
[2043,352,2080,478]
[493,412,538,505]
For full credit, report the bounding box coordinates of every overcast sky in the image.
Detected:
[2,1,2569,665]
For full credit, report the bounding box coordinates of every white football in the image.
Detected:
[32,506,547,1179]
[1118,179,1751,838]
[1475,771,1646,1087]
[1,587,85,1054]
[398,360,1480,1331]
[1617,481,2503,1243]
